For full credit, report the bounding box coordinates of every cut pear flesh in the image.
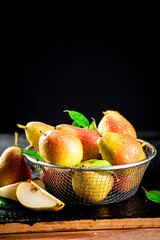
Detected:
[0,179,45,202]
[16,180,65,211]
[31,178,45,190]
[0,182,21,201]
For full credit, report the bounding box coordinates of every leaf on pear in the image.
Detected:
[142,187,160,203]
[16,147,43,162]
[79,159,113,176]
[72,120,81,128]
[89,160,113,175]
[64,110,89,129]
[89,160,112,168]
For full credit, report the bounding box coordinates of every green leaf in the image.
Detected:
[16,147,43,162]
[142,187,160,203]
[0,196,8,206]
[64,110,89,128]
[89,159,112,168]
[72,120,81,128]
[89,159,113,175]
[79,159,112,176]
[146,190,160,203]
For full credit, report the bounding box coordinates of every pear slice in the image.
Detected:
[16,180,65,211]
[32,178,45,190]
[0,182,21,201]
[0,179,45,202]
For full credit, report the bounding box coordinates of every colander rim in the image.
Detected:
[25,139,157,171]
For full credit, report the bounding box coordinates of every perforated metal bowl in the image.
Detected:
[25,139,156,205]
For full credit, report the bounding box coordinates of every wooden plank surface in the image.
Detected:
[1,228,160,240]
[0,217,160,234]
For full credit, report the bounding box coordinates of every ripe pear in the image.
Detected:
[39,130,83,167]
[115,174,140,193]
[56,124,101,161]
[72,160,114,202]
[16,180,65,211]
[114,164,145,193]
[17,121,55,152]
[40,168,72,196]
[97,132,146,167]
[98,110,137,139]
[0,133,32,187]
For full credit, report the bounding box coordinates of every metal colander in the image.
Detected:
[25,139,156,205]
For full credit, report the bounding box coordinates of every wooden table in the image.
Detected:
[0,132,160,239]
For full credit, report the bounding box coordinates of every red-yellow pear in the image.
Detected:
[56,124,101,160]
[17,121,55,152]
[98,110,137,138]
[39,130,83,167]
[115,174,141,193]
[72,160,114,202]
[97,132,146,166]
[0,133,32,187]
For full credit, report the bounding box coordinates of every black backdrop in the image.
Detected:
[1,19,159,133]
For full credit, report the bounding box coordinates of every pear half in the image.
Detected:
[0,178,45,201]
[16,180,65,211]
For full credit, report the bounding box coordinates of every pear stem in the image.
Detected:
[92,121,102,137]
[15,132,18,146]
[17,124,26,130]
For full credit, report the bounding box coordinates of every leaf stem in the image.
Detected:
[142,186,147,193]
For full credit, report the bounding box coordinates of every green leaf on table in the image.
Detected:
[142,187,160,203]
[16,147,43,162]
[146,190,160,203]
[64,110,89,128]
[0,196,8,206]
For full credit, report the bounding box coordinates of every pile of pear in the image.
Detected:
[17,111,146,167]
[0,110,146,205]
[16,110,146,203]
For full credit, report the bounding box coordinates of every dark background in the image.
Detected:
[1,14,159,134]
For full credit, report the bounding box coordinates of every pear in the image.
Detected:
[56,124,101,161]
[114,164,145,193]
[40,168,72,195]
[32,178,45,189]
[0,133,32,187]
[39,130,83,167]
[98,110,137,139]
[97,132,146,167]
[115,174,140,193]
[0,178,45,201]
[16,180,65,211]
[17,121,55,152]
[72,161,114,202]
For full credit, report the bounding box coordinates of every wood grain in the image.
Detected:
[0,228,160,240]
[0,218,160,234]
